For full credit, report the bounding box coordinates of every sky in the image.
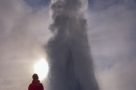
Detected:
[0,0,136,90]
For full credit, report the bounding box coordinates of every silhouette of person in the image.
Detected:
[28,73,44,90]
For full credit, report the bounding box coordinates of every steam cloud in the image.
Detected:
[46,0,99,90]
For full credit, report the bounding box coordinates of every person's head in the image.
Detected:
[32,73,39,80]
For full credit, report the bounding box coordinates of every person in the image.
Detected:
[28,73,44,90]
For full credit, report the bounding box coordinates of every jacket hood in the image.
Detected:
[32,79,40,84]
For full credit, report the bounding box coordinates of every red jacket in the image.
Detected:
[28,80,44,90]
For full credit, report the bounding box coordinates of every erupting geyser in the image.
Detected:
[46,0,99,90]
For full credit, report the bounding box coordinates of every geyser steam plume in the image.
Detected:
[46,0,99,90]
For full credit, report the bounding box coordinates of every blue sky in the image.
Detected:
[0,0,136,90]
[24,0,50,9]
[24,0,136,10]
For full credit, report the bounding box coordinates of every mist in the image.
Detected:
[0,0,51,90]
[87,0,136,90]
[0,0,136,90]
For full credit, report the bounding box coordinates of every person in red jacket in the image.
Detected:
[28,73,44,90]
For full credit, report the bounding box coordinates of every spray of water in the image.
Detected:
[46,0,99,90]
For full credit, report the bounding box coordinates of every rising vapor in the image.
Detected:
[46,0,99,90]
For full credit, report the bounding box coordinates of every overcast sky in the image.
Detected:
[0,0,136,90]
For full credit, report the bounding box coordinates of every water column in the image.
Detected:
[46,0,99,90]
